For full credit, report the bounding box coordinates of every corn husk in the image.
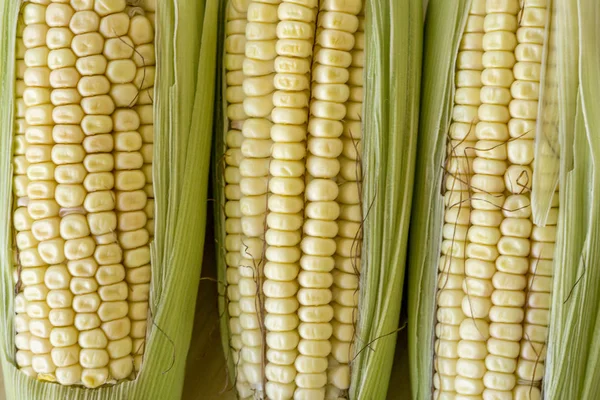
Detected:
[0,0,218,398]
[350,0,422,398]
[406,1,469,398]
[543,0,600,398]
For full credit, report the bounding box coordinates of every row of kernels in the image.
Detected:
[435,3,487,398]
[14,16,34,373]
[116,99,148,380]
[115,11,154,377]
[236,256,264,398]
[137,27,156,236]
[439,0,485,304]
[14,22,30,368]
[73,2,116,382]
[241,0,276,246]
[14,28,29,200]
[65,14,113,359]
[123,243,151,376]
[482,195,531,397]
[20,3,58,382]
[326,9,364,397]
[134,106,153,232]
[475,1,519,177]
[263,0,319,398]
[452,1,507,397]
[507,16,540,168]
[224,160,246,397]
[237,258,263,394]
[439,0,487,282]
[296,1,362,398]
[13,23,29,373]
[499,0,546,192]
[224,1,246,377]
[507,2,549,396]
[514,198,556,394]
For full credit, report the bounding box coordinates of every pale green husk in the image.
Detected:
[0,0,218,398]
[350,0,422,399]
[407,1,469,399]
[544,0,600,398]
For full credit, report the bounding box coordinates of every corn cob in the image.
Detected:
[2,0,219,398]
[13,0,155,387]
[221,0,365,398]
[218,0,423,399]
[412,0,556,399]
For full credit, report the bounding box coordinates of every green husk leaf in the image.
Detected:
[0,0,218,398]
[545,0,600,398]
[349,0,422,398]
[406,1,469,399]
[530,3,557,226]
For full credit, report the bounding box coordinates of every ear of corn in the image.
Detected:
[215,0,422,399]
[410,0,600,399]
[13,0,600,398]
[0,0,218,398]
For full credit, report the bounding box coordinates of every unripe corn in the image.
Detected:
[12,0,155,387]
